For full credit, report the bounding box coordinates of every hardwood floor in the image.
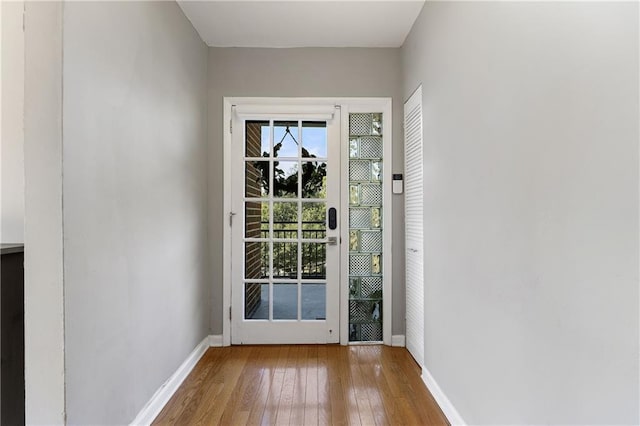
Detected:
[152,345,448,426]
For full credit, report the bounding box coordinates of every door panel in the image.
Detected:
[231,112,340,344]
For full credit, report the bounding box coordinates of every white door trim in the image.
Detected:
[222,97,393,346]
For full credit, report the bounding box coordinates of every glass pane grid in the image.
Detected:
[244,119,328,323]
[348,112,384,342]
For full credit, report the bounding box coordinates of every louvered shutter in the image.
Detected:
[404,86,424,366]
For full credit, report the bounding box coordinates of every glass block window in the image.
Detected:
[348,113,383,342]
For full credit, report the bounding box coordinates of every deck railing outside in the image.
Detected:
[260,221,326,279]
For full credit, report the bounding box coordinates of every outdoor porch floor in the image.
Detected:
[249,284,326,320]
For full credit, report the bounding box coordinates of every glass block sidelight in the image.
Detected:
[349,138,359,158]
[349,322,383,341]
[361,276,382,299]
[361,322,383,341]
[349,113,374,135]
[349,300,372,323]
[349,160,371,182]
[349,254,371,276]
[349,208,371,229]
[359,137,383,159]
[360,184,382,206]
[348,112,384,342]
[360,231,382,253]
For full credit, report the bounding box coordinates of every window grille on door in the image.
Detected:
[243,120,329,322]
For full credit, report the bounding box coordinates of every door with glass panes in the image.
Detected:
[230,110,340,344]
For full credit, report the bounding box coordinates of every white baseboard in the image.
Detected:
[421,365,466,426]
[209,334,224,347]
[391,334,405,347]
[130,335,212,425]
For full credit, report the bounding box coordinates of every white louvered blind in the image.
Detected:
[404,86,424,367]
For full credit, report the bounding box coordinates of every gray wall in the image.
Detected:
[1,1,26,417]
[402,2,639,424]
[23,2,66,423]
[62,2,209,424]
[1,0,25,244]
[207,47,405,335]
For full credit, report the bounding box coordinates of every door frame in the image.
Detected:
[229,105,341,344]
[222,97,393,346]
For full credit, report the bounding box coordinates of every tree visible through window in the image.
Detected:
[253,125,327,280]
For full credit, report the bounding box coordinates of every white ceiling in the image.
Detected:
[177,1,425,48]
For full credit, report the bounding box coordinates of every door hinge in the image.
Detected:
[229,306,232,320]
[230,119,233,134]
[229,211,236,227]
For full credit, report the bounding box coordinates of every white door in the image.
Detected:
[404,86,424,366]
[230,107,341,344]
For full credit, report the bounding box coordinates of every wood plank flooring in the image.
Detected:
[152,345,448,426]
